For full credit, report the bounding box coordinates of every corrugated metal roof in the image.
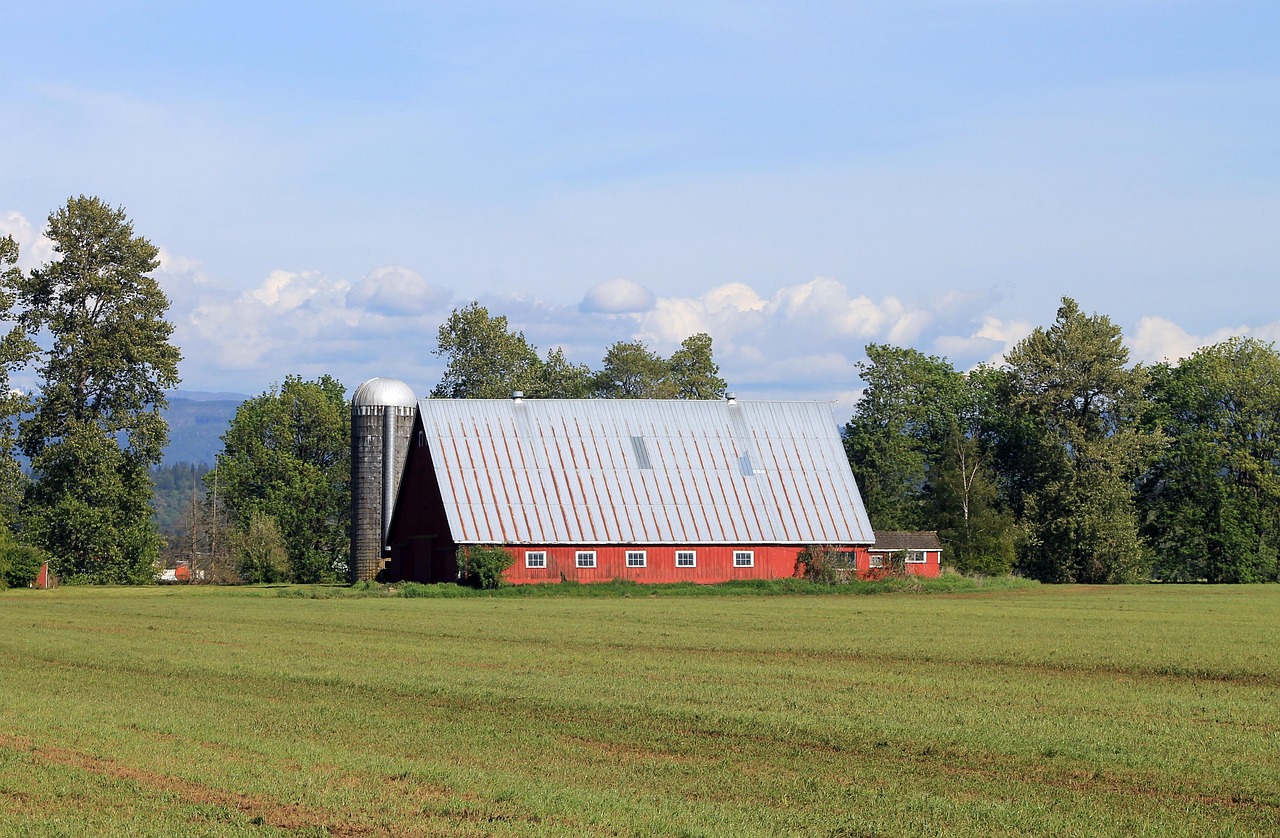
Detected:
[872,531,943,551]
[416,398,874,546]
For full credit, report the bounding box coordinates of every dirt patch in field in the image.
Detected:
[0,733,381,836]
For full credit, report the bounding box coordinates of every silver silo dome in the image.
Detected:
[350,377,417,582]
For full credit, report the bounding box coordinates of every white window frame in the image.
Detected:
[869,553,885,568]
[733,550,754,568]
[905,550,927,564]
[576,551,597,568]
[675,550,696,568]
[625,550,646,568]
[525,551,547,569]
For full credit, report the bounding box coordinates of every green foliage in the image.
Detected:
[7,198,178,584]
[457,545,515,589]
[0,235,37,529]
[213,375,350,583]
[593,339,675,398]
[232,511,290,584]
[0,541,48,588]
[667,332,727,399]
[1001,298,1151,583]
[431,302,544,398]
[24,421,160,583]
[1139,338,1280,582]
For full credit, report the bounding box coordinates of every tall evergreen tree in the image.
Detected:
[10,197,180,582]
[1001,298,1150,583]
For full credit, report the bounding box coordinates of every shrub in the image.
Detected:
[232,512,289,584]
[796,545,853,584]
[0,543,49,589]
[457,545,515,589]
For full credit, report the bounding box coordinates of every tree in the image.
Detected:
[594,340,676,398]
[1139,338,1280,582]
[845,345,1015,574]
[10,197,180,582]
[431,303,544,398]
[232,511,290,584]
[213,375,350,582]
[0,236,36,530]
[845,344,965,530]
[667,333,727,399]
[1001,298,1151,583]
[537,347,594,398]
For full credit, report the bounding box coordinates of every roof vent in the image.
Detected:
[726,392,737,404]
[512,391,524,403]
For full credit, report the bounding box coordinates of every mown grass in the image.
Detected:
[0,584,1277,836]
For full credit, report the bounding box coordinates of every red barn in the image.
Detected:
[386,396,875,584]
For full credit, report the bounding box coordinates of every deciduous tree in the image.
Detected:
[10,197,180,582]
[431,303,544,398]
[1139,338,1280,582]
[213,375,349,582]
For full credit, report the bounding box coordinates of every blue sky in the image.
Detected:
[3,1,1278,410]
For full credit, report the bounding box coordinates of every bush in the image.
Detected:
[795,545,853,584]
[232,512,290,584]
[0,543,49,589]
[456,545,515,589]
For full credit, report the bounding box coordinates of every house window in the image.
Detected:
[869,554,884,568]
[906,551,926,564]
[576,551,596,568]
[525,551,546,569]
[626,551,646,568]
[675,550,696,568]
[733,551,754,567]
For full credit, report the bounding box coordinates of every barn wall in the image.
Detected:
[862,549,942,579]
[501,544,870,585]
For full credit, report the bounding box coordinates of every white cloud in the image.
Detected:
[579,278,656,314]
[1128,316,1261,364]
[346,266,450,316]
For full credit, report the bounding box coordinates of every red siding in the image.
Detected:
[862,549,942,579]
[502,544,870,585]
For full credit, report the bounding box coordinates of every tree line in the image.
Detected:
[847,298,1280,583]
[5,199,1275,586]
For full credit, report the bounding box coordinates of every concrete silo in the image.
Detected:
[350,377,417,582]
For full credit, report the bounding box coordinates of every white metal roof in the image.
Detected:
[415,398,874,546]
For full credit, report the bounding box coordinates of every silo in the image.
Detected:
[350,377,417,582]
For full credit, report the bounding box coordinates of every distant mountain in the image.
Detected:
[162,394,247,466]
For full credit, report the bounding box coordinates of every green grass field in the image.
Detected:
[1,583,1277,836]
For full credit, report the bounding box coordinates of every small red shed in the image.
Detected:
[865,531,944,579]
[387,396,875,584]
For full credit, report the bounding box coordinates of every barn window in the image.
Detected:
[525,551,546,568]
[906,551,926,564]
[576,551,596,568]
[675,550,696,568]
[626,551,646,568]
[733,551,754,568]
[869,554,884,568]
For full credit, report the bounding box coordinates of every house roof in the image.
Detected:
[871,530,943,551]
[414,398,874,546]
